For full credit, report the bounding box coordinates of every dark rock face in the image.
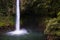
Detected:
[21,14,46,32]
[0,26,15,33]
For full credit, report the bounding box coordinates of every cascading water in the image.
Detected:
[6,0,28,35]
[15,0,20,31]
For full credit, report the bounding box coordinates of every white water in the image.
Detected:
[6,0,28,35]
[16,0,20,30]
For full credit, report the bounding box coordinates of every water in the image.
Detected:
[6,0,28,36]
[16,0,20,30]
[1,32,45,40]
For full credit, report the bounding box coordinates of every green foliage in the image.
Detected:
[21,0,60,17]
[44,12,60,36]
[0,16,15,26]
[0,0,15,26]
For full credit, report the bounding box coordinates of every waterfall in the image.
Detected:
[6,0,28,36]
[16,0,20,30]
